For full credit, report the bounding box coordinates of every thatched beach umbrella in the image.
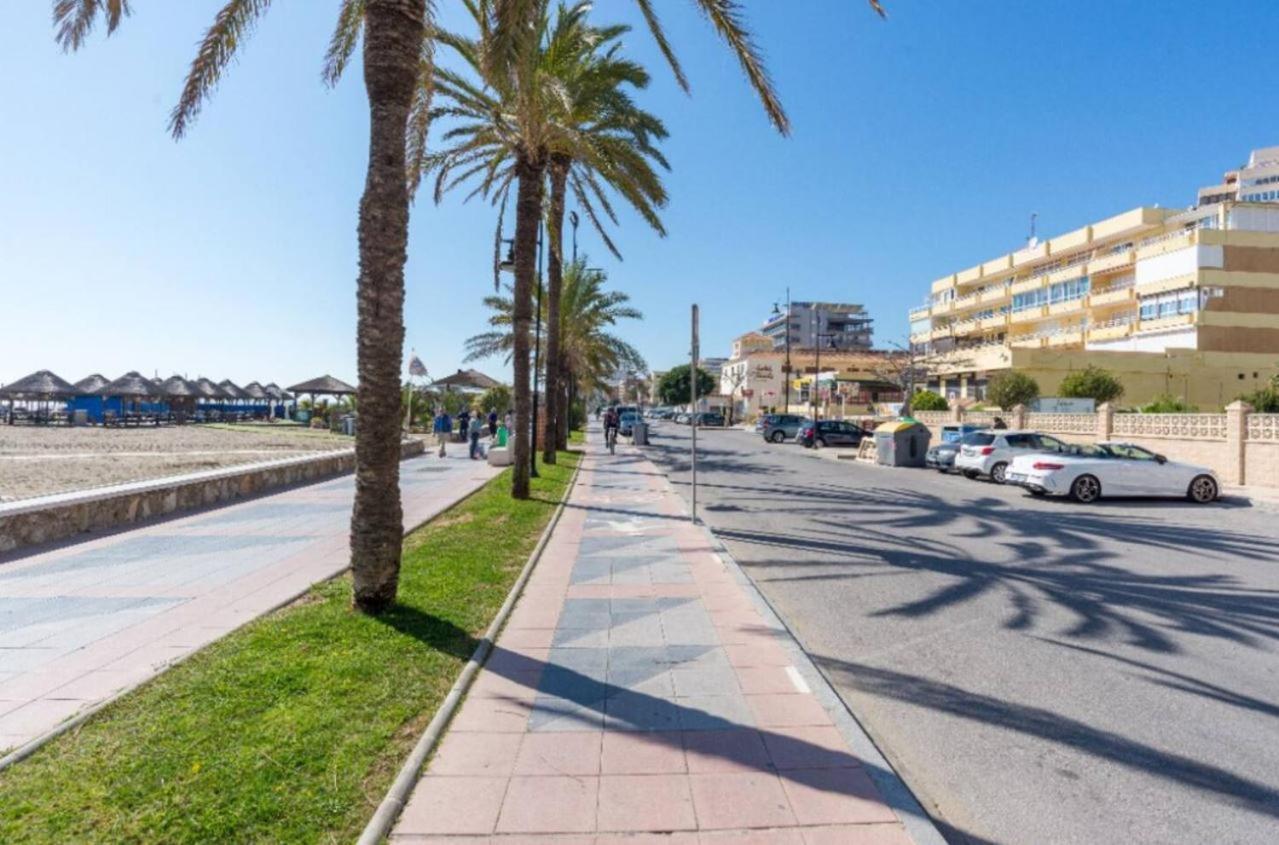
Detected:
[218,380,248,402]
[159,375,202,397]
[0,370,81,423]
[0,370,81,399]
[192,377,228,400]
[287,375,355,421]
[103,371,162,399]
[288,375,356,396]
[102,371,162,419]
[428,368,500,393]
[159,375,202,421]
[74,373,111,395]
[242,381,269,401]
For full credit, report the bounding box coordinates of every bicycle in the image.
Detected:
[605,426,618,454]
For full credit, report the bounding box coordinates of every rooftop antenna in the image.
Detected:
[1028,212,1038,248]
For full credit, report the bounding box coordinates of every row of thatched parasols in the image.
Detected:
[0,370,296,403]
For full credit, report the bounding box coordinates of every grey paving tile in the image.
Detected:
[557,599,612,627]
[605,691,681,731]
[608,616,665,648]
[671,665,742,698]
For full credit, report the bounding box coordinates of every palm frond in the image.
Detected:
[53,0,131,51]
[169,0,274,139]
[632,0,688,93]
[322,0,364,86]
[690,0,787,135]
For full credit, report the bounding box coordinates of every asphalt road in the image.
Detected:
[642,423,1279,845]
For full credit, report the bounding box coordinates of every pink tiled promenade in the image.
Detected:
[0,447,499,754]
[390,431,921,844]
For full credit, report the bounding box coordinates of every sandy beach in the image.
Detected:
[0,423,354,502]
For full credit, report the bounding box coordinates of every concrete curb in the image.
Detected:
[0,451,490,775]
[644,445,949,845]
[356,454,584,845]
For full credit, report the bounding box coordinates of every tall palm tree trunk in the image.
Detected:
[349,0,427,613]
[511,154,545,499]
[542,154,570,465]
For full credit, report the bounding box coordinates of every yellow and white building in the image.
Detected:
[908,147,1279,408]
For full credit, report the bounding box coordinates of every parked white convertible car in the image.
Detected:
[1006,442,1220,504]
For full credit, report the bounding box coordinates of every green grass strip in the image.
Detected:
[0,451,580,844]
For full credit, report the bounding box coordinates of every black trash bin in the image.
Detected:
[873,420,931,467]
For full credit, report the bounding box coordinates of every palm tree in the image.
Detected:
[465,260,646,409]
[53,0,430,613]
[51,0,886,602]
[540,16,668,464]
[422,2,667,473]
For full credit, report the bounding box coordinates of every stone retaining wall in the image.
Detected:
[0,439,426,554]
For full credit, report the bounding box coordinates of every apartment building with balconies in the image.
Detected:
[762,302,874,352]
[907,148,1279,408]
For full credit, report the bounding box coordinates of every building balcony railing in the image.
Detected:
[909,305,931,321]
[1010,305,1048,323]
[1087,249,1135,276]
[978,285,1011,305]
[1136,228,1198,260]
[979,314,1009,330]
[1089,286,1136,307]
[1047,299,1085,317]
[1086,317,1135,342]
[1009,276,1045,296]
[1136,312,1198,333]
[1046,329,1085,348]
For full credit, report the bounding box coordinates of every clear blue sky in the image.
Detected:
[4,1,1279,389]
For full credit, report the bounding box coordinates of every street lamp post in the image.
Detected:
[811,329,839,424]
[531,220,544,479]
[498,228,543,478]
[569,210,579,263]
[771,287,792,413]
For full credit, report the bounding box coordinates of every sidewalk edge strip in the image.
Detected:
[650,450,949,845]
[356,454,584,845]
[0,453,493,775]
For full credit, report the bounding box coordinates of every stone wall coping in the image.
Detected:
[0,439,420,519]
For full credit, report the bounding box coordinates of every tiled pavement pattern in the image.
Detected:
[0,448,499,753]
[390,431,916,844]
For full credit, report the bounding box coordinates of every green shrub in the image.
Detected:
[986,371,1040,410]
[1239,386,1279,413]
[1059,366,1125,404]
[1139,393,1197,413]
[909,390,948,412]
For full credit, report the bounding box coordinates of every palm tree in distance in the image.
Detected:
[465,260,647,414]
[420,1,668,474]
[51,0,887,607]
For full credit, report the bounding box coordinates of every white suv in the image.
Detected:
[954,430,1071,484]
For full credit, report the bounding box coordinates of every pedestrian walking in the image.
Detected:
[457,409,470,443]
[468,414,485,459]
[433,408,452,457]
[488,409,498,438]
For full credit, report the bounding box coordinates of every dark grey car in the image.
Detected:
[761,414,808,443]
[927,429,991,472]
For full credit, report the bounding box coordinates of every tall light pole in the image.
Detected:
[569,210,580,263]
[499,229,543,477]
[531,220,544,478]
[771,287,792,413]
[812,330,838,423]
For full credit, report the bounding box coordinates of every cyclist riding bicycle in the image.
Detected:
[603,407,620,453]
